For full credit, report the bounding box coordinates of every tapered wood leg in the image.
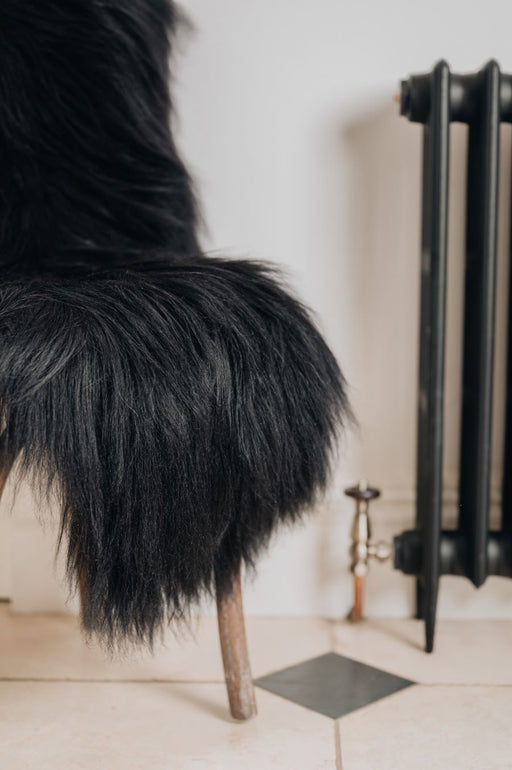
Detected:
[216,563,257,721]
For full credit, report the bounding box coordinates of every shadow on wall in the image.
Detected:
[314,100,424,617]
[321,94,512,618]
[341,100,511,515]
[342,100,423,497]
[316,99,481,617]
[339,100,497,505]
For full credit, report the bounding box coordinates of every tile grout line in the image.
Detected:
[0,677,227,684]
[412,682,512,688]
[2,676,511,687]
[334,720,343,770]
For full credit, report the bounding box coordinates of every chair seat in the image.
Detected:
[0,256,347,648]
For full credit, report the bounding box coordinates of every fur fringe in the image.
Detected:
[0,1,351,648]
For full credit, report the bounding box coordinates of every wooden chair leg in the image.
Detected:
[216,563,257,721]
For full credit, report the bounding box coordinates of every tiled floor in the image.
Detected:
[0,605,511,769]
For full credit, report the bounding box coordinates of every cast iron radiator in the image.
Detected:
[393,60,512,652]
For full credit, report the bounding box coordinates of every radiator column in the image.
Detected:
[501,73,512,562]
[458,61,500,588]
[401,61,450,652]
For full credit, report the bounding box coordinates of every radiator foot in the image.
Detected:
[425,619,435,654]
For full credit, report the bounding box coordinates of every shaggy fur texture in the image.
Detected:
[0,0,199,270]
[0,1,350,647]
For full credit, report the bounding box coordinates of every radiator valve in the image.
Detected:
[345,481,392,621]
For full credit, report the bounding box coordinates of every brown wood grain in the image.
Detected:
[216,564,257,721]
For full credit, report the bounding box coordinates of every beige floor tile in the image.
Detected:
[332,618,512,684]
[337,685,512,770]
[0,681,336,770]
[0,605,331,682]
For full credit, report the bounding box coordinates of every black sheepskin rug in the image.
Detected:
[0,0,350,648]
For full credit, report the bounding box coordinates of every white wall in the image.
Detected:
[3,0,512,617]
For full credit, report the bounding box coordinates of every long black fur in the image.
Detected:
[0,1,350,648]
[0,0,199,270]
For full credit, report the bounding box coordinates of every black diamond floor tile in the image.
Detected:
[255,652,414,719]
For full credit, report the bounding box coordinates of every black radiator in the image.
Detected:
[394,60,512,652]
